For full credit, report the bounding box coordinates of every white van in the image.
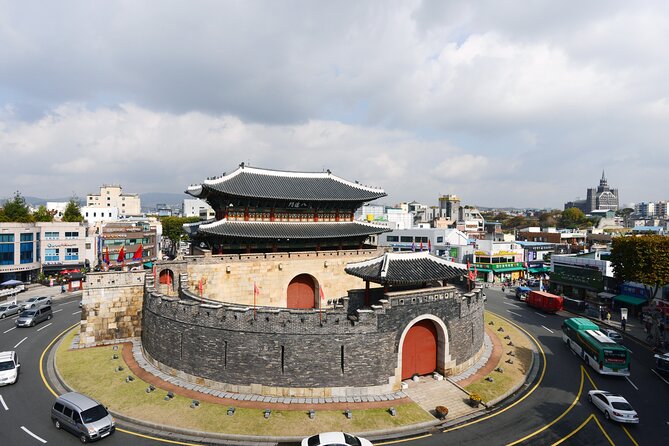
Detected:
[0,351,20,386]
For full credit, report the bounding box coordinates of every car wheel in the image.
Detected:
[80,434,88,443]
[604,411,610,420]
[30,321,35,327]
[1,314,5,318]
[54,419,61,429]
[47,314,52,320]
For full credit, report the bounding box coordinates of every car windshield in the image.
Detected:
[20,311,35,317]
[81,404,108,423]
[0,360,15,371]
[343,434,362,446]
[27,298,37,302]
[611,401,634,411]
[0,306,7,311]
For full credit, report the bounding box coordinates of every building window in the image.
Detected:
[45,248,59,262]
[20,242,33,264]
[65,231,79,239]
[400,236,413,242]
[65,248,79,261]
[387,236,399,242]
[0,243,14,265]
[44,232,59,240]
[437,236,444,243]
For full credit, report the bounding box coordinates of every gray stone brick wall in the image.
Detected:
[141,284,484,392]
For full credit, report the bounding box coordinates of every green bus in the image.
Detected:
[562,317,631,376]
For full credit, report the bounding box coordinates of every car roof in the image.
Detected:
[56,392,101,411]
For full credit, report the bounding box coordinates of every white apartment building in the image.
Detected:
[87,185,141,216]
[81,206,119,224]
[182,198,215,219]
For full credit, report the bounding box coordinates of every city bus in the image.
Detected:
[562,317,631,376]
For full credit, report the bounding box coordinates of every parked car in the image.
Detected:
[0,303,21,318]
[20,296,52,310]
[588,390,639,423]
[601,328,624,344]
[302,432,372,446]
[51,392,115,443]
[0,351,20,386]
[15,305,52,327]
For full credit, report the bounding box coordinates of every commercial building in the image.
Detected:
[182,198,215,220]
[471,239,525,283]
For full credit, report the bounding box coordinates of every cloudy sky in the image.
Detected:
[1,0,668,209]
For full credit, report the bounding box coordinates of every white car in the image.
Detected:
[302,432,372,446]
[588,390,638,423]
[601,328,623,344]
[0,351,20,386]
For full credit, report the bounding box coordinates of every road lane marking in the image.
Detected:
[40,323,83,397]
[507,310,522,317]
[625,376,639,390]
[374,434,432,445]
[552,413,615,446]
[621,424,640,446]
[0,395,8,410]
[3,327,16,334]
[541,325,554,333]
[534,311,547,318]
[72,311,81,315]
[652,369,669,385]
[502,301,516,306]
[21,426,47,443]
[14,337,27,348]
[37,323,53,332]
[57,301,76,306]
[443,312,547,434]
[53,309,63,313]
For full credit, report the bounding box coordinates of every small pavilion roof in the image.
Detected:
[345,251,468,285]
[186,164,387,202]
[187,219,390,239]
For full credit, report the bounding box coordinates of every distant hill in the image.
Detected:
[140,192,189,209]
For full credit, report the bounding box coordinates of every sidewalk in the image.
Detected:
[563,306,650,347]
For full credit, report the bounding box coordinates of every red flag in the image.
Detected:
[319,286,325,323]
[420,241,423,251]
[473,265,478,280]
[132,244,143,261]
[467,261,475,281]
[253,282,260,320]
[198,279,203,296]
[428,239,432,252]
[103,247,110,265]
[117,246,125,263]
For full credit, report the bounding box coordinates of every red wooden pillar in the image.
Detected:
[244,207,249,221]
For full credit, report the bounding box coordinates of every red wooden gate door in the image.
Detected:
[287,274,315,309]
[401,320,438,380]
[159,270,173,286]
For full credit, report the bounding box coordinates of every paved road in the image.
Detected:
[398,287,669,446]
[2,286,668,445]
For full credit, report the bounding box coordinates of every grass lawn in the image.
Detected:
[56,329,433,436]
[464,311,534,404]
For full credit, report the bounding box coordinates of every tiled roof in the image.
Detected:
[186,164,386,202]
[345,251,468,285]
[193,220,390,239]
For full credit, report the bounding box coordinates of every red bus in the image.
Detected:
[527,290,563,314]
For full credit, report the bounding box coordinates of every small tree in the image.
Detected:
[610,235,669,300]
[558,208,587,229]
[161,216,201,256]
[62,198,83,222]
[0,192,33,222]
[33,205,55,222]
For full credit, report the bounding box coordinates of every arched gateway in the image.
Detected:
[287,274,316,309]
[401,319,438,379]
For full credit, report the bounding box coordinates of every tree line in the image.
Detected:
[0,192,83,223]
[481,208,600,230]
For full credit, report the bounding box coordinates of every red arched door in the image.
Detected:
[287,274,315,309]
[401,320,438,380]
[159,270,174,289]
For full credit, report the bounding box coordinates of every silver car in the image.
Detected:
[20,296,52,310]
[51,392,115,443]
[0,303,20,319]
[601,328,624,344]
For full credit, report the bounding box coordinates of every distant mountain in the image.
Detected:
[2,196,84,207]
[140,192,189,209]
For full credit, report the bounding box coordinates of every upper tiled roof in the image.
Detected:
[192,220,390,239]
[186,164,386,202]
[345,251,468,285]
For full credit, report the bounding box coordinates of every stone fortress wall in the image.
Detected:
[79,271,145,348]
[142,281,485,397]
[158,248,384,307]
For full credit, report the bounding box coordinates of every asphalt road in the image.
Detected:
[1,287,668,445]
